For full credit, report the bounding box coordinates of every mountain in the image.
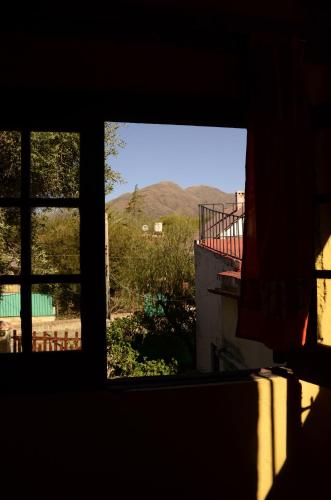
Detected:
[107,181,235,218]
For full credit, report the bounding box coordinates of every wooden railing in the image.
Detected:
[11,330,81,352]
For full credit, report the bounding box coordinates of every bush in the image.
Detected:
[106,298,196,378]
[106,316,178,378]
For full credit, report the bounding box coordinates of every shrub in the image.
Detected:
[106,316,178,378]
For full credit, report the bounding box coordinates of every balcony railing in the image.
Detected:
[198,203,245,260]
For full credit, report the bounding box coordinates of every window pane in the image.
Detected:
[31,283,81,352]
[31,208,80,274]
[317,278,331,346]
[30,132,80,198]
[0,207,20,275]
[0,285,21,353]
[315,204,331,270]
[0,131,21,197]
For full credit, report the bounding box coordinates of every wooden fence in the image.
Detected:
[11,330,81,352]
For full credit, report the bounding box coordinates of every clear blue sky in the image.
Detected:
[106,123,247,200]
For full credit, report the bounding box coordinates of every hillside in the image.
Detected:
[107,181,235,218]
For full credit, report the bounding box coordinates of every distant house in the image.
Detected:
[194,191,274,372]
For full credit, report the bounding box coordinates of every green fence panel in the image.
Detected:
[31,293,54,317]
[0,293,20,317]
[0,293,54,317]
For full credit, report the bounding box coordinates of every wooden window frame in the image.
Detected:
[0,119,106,391]
[286,192,331,386]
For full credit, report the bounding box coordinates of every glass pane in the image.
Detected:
[0,285,21,353]
[0,207,20,275]
[30,132,80,198]
[0,131,21,197]
[31,283,81,352]
[317,278,331,346]
[315,204,331,270]
[31,208,80,274]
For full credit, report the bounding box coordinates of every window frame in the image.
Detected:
[0,119,106,391]
[285,192,331,386]
[5,112,325,392]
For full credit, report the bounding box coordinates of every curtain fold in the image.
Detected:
[236,35,314,351]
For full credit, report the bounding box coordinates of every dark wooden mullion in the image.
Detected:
[0,198,22,207]
[0,276,23,285]
[315,270,331,279]
[314,194,331,204]
[28,198,80,208]
[30,274,81,284]
[0,199,80,208]
[80,122,106,382]
[20,129,32,354]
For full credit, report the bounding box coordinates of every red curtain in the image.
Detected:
[236,35,314,351]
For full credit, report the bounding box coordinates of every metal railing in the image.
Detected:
[198,203,245,259]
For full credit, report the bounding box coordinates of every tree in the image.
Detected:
[32,208,81,316]
[0,124,126,316]
[0,124,125,198]
[104,122,126,195]
[125,184,144,218]
[107,209,148,312]
[107,211,197,312]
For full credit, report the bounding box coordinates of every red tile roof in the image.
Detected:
[217,270,241,280]
[200,237,243,260]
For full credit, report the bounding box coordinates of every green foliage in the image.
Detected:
[135,297,196,370]
[125,184,144,217]
[0,208,20,275]
[32,208,80,274]
[106,210,197,376]
[30,132,80,197]
[0,124,125,318]
[104,122,126,195]
[107,211,197,313]
[0,125,125,198]
[0,131,21,197]
[106,316,178,378]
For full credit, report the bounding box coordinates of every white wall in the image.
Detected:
[194,242,274,372]
[221,217,244,237]
[194,242,233,371]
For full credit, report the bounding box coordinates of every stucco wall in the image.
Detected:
[220,296,274,370]
[194,242,231,371]
[0,374,327,500]
[315,130,331,346]
[194,242,274,371]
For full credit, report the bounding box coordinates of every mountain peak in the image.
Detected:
[108,182,235,218]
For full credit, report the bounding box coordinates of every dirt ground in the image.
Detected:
[9,312,132,333]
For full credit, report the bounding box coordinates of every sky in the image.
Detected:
[106,123,247,200]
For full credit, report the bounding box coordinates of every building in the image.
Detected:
[195,192,275,372]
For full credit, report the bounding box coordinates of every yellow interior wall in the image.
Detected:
[316,278,331,344]
[255,376,287,500]
[300,380,320,425]
[255,377,325,499]
[316,203,331,344]
[315,131,331,345]
[0,373,326,499]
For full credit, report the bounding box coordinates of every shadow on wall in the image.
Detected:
[0,368,329,499]
[0,379,259,500]
[266,379,331,500]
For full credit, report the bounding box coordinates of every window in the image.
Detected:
[287,128,331,386]
[104,122,270,379]
[0,123,106,389]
